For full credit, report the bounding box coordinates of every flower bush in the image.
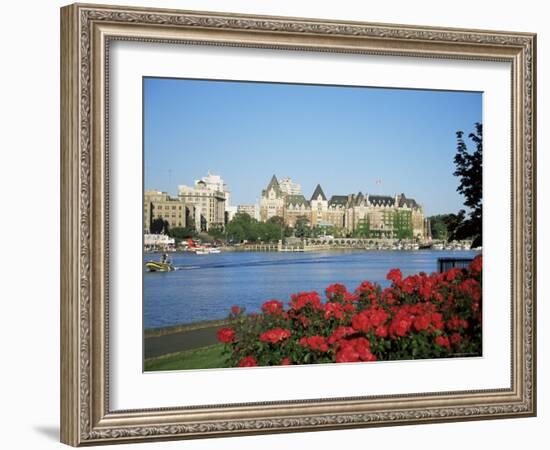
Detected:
[218,255,482,367]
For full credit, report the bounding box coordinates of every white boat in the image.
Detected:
[195,249,210,255]
[209,248,221,254]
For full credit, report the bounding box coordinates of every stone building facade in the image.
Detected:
[178,181,226,231]
[259,175,427,239]
[143,190,190,234]
[237,204,259,220]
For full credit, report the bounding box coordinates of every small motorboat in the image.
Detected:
[194,249,210,255]
[145,260,175,272]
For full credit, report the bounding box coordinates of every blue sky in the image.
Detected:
[144,77,482,216]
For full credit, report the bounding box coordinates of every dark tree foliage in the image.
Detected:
[150,217,169,234]
[453,123,483,247]
[294,215,311,238]
[168,226,196,241]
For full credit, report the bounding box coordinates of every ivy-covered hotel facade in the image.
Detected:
[260,175,429,239]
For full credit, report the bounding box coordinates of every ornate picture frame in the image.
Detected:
[60,3,536,446]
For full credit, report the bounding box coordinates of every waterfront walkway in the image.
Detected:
[144,325,222,359]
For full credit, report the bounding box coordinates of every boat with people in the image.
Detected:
[145,253,175,272]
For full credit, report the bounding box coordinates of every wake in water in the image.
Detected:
[173,255,347,271]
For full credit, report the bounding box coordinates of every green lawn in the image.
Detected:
[144,344,228,371]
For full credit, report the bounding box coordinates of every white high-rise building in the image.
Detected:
[195,172,232,216]
[196,172,226,193]
[279,177,302,196]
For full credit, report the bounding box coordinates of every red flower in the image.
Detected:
[381,288,397,305]
[351,307,389,333]
[328,326,356,344]
[430,313,444,331]
[351,311,372,333]
[389,309,414,338]
[335,337,376,363]
[261,300,284,315]
[280,357,292,365]
[216,327,235,343]
[445,268,463,282]
[343,292,359,302]
[289,291,322,311]
[355,280,376,295]
[459,279,482,302]
[259,328,291,344]
[470,255,482,273]
[324,302,345,320]
[386,268,403,284]
[435,335,451,349]
[450,333,462,346]
[238,356,257,367]
[401,276,417,294]
[299,335,329,352]
[325,283,348,299]
[231,305,242,315]
[374,325,388,338]
[413,314,431,332]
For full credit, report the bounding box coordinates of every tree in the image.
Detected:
[208,224,225,240]
[428,215,448,240]
[259,221,281,242]
[294,215,311,238]
[444,210,467,242]
[453,123,483,247]
[150,217,169,234]
[226,212,260,242]
[168,226,196,241]
[267,216,285,227]
[266,216,285,241]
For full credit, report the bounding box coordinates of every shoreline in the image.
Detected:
[145,246,480,255]
[144,317,229,338]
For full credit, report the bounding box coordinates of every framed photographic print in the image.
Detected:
[60,3,537,446]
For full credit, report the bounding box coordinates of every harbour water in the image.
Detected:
[143,250,479,329]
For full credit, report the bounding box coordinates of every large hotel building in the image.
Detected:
[259,175,428,239]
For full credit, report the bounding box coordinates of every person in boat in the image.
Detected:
[161,253,168,264]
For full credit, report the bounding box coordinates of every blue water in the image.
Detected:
[143,250,479,329]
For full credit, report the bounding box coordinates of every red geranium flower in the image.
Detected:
[386,268,403,284]
[231,305,242,315]
[328,326,356,344]
[450,333,462,346]
[280,357,292,365]
[216,327,235,343]
[238,356,257,367]
[335,337,376,363]
[325,283,347,299]
[259,328,291,344]
[470,255,482,273]
[459,279,482,302]
[435,335,451,349]
[413,314,431,332]
[355,280,376,295]
[324,301,345,320]
[445,268,463,282]
[289,291,322,311]
[299,335,329,352]
[261,299,284,315]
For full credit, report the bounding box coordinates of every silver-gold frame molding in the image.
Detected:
[60,3,537,446]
